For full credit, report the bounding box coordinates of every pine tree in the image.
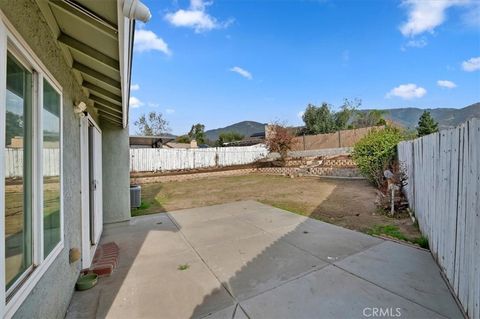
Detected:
[417,111,439,137]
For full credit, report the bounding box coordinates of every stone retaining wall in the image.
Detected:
[132,166,361,184]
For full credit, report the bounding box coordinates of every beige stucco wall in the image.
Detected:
[0,0,130,317]
[101,122,131,223]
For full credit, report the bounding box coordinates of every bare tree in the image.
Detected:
[134,112,170,136]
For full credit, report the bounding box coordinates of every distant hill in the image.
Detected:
[379,102,480,130]
[204,103,479,141]
[205,121,266,141]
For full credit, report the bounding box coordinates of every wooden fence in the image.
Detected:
[291,126,383,151]
[398,118,479,319]
[130,145,268,172]
[5,148,60,177]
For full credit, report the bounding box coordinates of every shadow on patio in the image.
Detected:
[67,183,463,319]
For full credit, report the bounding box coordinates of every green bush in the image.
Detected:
[352,126,405,187]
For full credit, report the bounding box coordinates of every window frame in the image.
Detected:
[0,11,64,318]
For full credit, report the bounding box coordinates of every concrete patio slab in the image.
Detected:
[269,217,383,262]
[171,216,264,249]
[237,201,309,232]
[335,240,463,319]
[240,265,446,319]
[201,304,249,319]
[195,232,327,300]
[67,201,462,319]
[167,201,258,227]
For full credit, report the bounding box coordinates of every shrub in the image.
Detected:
[176,135,191,143]
[216,131,244,146]
[265,124,296,159]
[352,126,405,187]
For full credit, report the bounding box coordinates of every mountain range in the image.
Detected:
[380,102,480,130]
[205,121,266,141]
[204,103,480,139]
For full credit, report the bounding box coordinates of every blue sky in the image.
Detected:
[129,0,480,135]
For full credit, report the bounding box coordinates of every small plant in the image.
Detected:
[368,224,429,249]
[177,264,190,271]
[368,225,408,241]
[131,201,151,217]
[413,236,429,249]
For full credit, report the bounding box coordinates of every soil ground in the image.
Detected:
[132,175,422,244]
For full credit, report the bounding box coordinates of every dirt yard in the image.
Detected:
[133,175,423,245]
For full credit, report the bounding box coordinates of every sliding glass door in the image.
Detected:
[4,53,33,291]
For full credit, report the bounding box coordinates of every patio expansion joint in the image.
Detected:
[331,242,451,319]
[165,213,252,319]
[244,216,386,267]
[237,218,454,318]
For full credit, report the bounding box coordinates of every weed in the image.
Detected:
[368,224,429,249]
[177,264,190,271]
[131,201,151,217]
[368,225,408,241]
[413,236,429,249]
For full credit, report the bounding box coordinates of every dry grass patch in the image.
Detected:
[132,175,422,244]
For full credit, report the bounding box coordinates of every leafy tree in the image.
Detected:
[134,112,170,136]
[351,110,387,128]
[335,98,360,130]
[416,111,438,137]
[216,131,244,146]
[302,103,336,134]
[175,135,191,143]
[188,123,206,144]
[352,126,406,187]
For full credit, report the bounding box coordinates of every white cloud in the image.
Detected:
[165,0,233,33]
[399,0,468,37]
[229,66,252,79]
[462,57,480,72]
[131,84,140,91]
[134,29,171,55]
[166,108,175,114]
[297,111,305,119]
[462,3,480,27]
[147,102,159,108]
[386,84,427,100]
[129,96,144,108]
[437,80,457,89]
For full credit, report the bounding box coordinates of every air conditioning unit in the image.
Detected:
[130,184,141,208]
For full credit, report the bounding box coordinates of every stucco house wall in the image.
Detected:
[0,0,131,317]
[102,124,131,224]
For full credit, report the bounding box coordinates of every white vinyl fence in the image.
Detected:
[130,145,268,172]
[398,118,479,319]
[5,148,60,178]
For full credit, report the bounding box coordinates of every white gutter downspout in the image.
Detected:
[118,0,151,128]
[123,0,151,22]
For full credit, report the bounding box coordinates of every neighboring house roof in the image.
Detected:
[130,135,176,148]
[250,132,266,138]
[36,0,150,128]
[223,137,265,147]
[164,142,194,149]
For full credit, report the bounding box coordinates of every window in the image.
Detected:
[0,13,63,315]
[5,53,33,292]
[42,79,61,258]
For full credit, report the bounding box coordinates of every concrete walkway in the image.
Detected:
[67,201,463,319]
